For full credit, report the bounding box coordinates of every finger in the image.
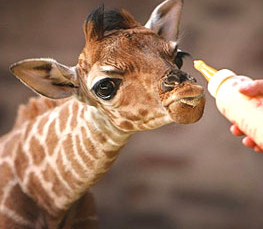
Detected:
[230,125,244,136]
[239,80,263,96]
[242,137,256,148]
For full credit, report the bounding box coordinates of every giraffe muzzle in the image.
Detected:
[160,76,205,124]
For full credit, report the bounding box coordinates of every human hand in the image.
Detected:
[230,124,262,152]
[238,79,263,96]
[230,80,263,152]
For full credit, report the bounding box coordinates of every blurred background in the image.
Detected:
[1,0,263,228]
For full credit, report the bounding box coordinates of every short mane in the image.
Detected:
[13,96,70,129]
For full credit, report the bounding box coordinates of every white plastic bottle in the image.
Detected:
[194,60,263,150]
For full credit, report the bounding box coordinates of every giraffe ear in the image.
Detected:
[10,58,79,99]
[145,0,183,42]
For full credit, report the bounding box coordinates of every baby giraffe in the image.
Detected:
[0,0,205,228]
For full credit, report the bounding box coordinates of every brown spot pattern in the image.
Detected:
[46,120,59,156]
[30,136,46,165]
[139,109,148,117]
[87,123,106,144]
[70,102,79,130]
[56,151,83,190]
[0,163,13,200]
[81,127,99,159]
[104,150,118,159]
[75,135,95,169]
[80,107,85,120]
[59,105,70,132]
[27,173,59,216]
[62,135,86,177]
[37,115,49,135]
[119,120,134,130]
[43,164,70,198]
[14,143,29,181]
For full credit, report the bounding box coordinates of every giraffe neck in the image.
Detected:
[13,98,131,216]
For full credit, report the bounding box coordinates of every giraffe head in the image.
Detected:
[10,0,205,132]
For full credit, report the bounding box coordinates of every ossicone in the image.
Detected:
[84,5,140,41]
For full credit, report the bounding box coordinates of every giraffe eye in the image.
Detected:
[92,78,122,100]
[174,51,190,69]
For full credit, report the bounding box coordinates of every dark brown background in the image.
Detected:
[1,0,263,228]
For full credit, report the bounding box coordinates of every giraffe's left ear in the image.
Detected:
[145,0,183,42]
[10,58,79,99]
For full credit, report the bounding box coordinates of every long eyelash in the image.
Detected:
[176,51,191,59]
[174,50,191,69]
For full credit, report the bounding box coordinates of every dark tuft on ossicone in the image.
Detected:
[85,5,104,39]
[85,5,140,40]
[103,9,137,32]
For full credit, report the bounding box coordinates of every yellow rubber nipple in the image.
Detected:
[194,60,218,81]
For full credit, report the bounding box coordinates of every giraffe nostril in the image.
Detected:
[165,74,181,85]
[161,75,179,93]
[161,81,174,93]
[161,70,197,93]
[168,70,197,84]
[167,70,189,84]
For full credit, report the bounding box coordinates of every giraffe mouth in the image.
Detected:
[161,83,206,124]
[165,94,204,108]
[178,94,204,107]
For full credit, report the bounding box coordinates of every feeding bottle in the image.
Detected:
[194,60,263,150]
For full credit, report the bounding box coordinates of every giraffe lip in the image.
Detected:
[165,94,204,108]
[178,94,204,107]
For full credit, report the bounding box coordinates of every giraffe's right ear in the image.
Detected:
[145,0,183,42]
[10,58,79,99]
